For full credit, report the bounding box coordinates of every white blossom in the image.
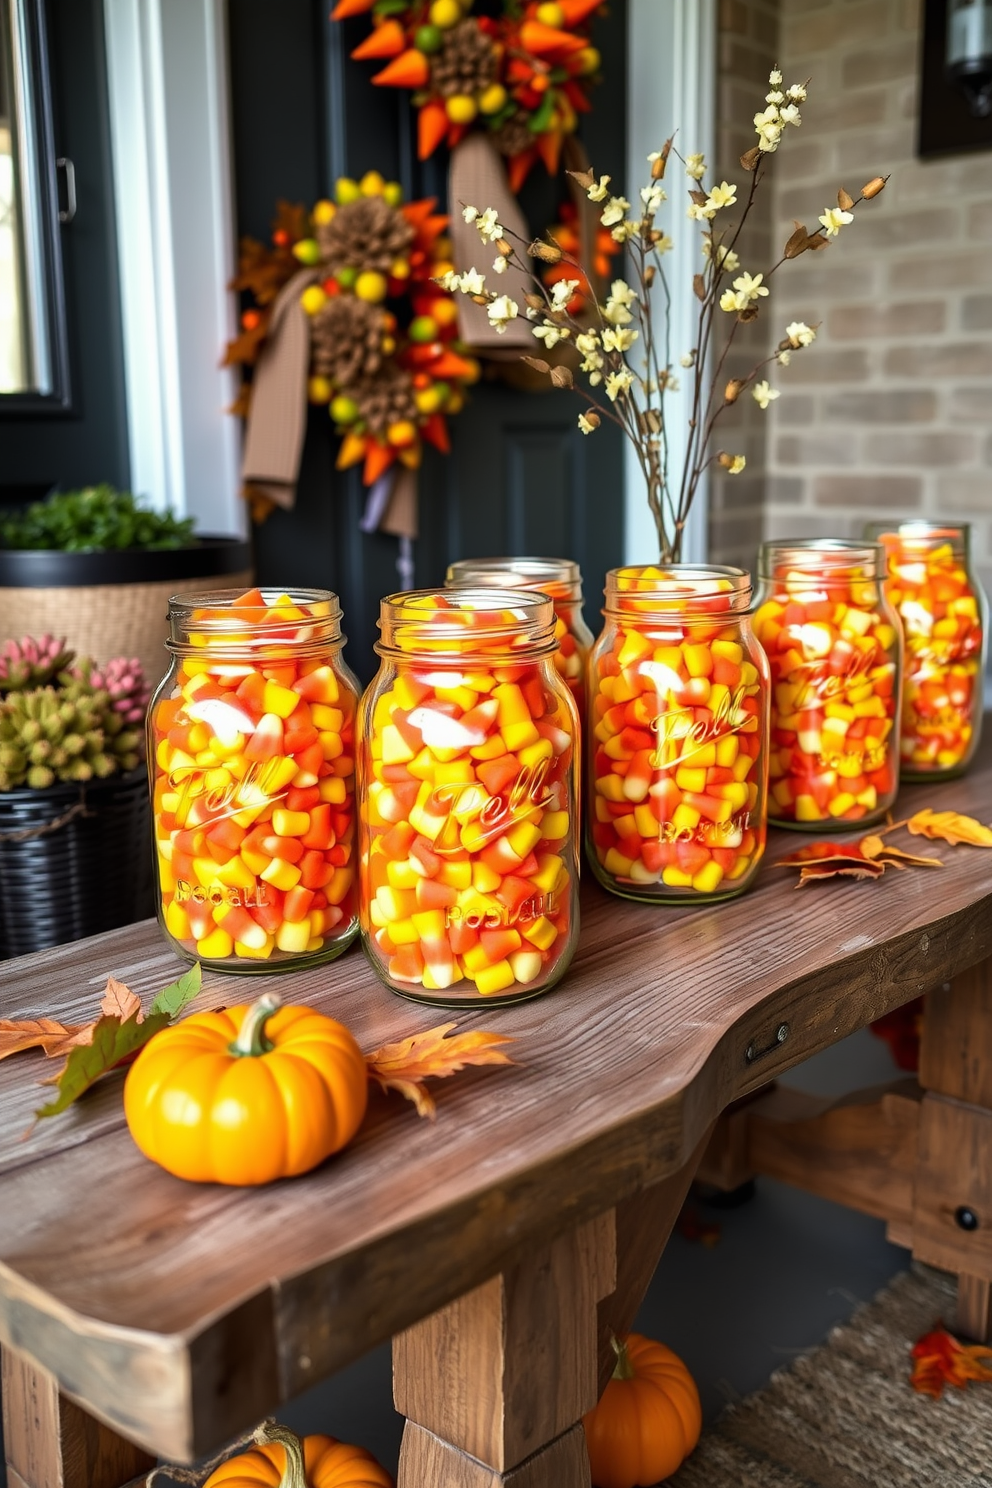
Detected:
[609,279,636,307]
[580,350,605,373]
[605,368,634,401]
[719,288,738,313]
[785,320,816,347]
[818,205,853,237]
[704,238,740,274]
[600,195,631,227]
[729,454,746,474]
[766,89,784,105]
[492,255,508,275]
[640,184,667,214]
[533,322,570,349]
[551,278,580,309]
[778,349,792,366]
[602,325,639,353]
[769,68,783,85]
[436,269,460,291]
[685,153,706,180]
[578,413,598,435]
[779,103,801,126]
[475,208,503,243]
[680,353,695,367]
[688,200,717,222]
[588,370,602,386]
[486,294,518,333]
[706,181,738,212]
[461,205,479,223]
[654,232,674,254]
[786,82,807,102]
[731,270,769,307]
[752,380,780,409]
[458,267,486,295]
[575,330,601,356]
[611,220,639,242]
[587,174,611,202]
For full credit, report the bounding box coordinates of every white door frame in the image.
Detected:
[626,0,715,564]
[103,0,243,535]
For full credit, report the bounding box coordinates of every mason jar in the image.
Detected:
[445,557,593,717]
[148,587,360,972]
[358,588,579,1005]
[867,521,987,779]
[587,566,769,903]
[753,540,902,827]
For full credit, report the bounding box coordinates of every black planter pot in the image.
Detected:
[0,535,254,693]
[0,768,153,959]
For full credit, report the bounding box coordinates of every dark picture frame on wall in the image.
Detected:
[918,0,992,158]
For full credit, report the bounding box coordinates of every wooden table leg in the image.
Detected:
[392,1212,616,1487]
[2,1347,154,1488]
[915,957,992,1342]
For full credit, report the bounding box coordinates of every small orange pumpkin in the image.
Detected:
[204,1423,392,1488]
[124,993,368,1185]
[583,1333,702,1488]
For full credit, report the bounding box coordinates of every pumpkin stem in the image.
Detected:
[610,1332,636,1381]
[230,993,281,1058]
[253,1421,308,1488]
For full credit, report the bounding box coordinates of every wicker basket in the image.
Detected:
[0,536,253,691]
[0,768,153,959]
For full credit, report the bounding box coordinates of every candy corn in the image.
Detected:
[876,528,986,777]
[753,544,901,826]
[359,591,578,1002]
[588,567,769,900]
[445,558,593,717]
[150,589,359,968]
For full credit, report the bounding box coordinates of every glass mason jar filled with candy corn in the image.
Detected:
[149,588,360,972]
[753,541,902,828]
[588,566,770,903]
[358,589,579,1005]
[866,522,987,780]
[445,557,593,717]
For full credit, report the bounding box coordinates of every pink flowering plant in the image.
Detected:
[442,67,887,562]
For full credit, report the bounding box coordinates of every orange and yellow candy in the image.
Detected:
[876,528,986,777]
[359,592,578,1002]
[588,567,769,900]
[753,545,901,826]
[150,589,358,968]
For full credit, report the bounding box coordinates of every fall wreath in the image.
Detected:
[225,174,478,522]
[333,0,603,190]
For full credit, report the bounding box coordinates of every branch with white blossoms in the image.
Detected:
[441,69,887,562]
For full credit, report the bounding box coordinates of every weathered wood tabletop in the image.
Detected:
[1,732,991,1484]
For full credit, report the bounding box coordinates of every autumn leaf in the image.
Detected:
[0,1018,90,1063]
[366,1022,515,1120]
[777,832,943,885]
[100,977,143,1022]
[910,1327,992,1398]
[797,860,885,885]
[860,836,944,869]
[906,809,992,848]
[148,964,202,1019]
[35,1009,172,1121]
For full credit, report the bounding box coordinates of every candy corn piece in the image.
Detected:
[589,568,768,899]
[877,534,985,776]
[753,562,900,825]
[359,594,577,1001]
[150,589,359,967]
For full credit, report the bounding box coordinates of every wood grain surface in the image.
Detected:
[0,736,990,1460]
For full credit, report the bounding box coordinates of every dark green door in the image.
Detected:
[227,0,627,682]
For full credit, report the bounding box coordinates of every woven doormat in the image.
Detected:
[669,1266,992,1488]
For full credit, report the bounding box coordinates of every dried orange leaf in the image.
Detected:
[797,860,885,886]
[366,1022,515,1121]
[911,1327,992,1398]
[777,840,874,867]
[0,1018,90,1062]
[100,977,143,1023]
[907,809,992,848]
[873,844,944,869]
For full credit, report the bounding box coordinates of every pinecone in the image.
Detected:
[316,197,414,276]
[492,112,532,159]
[431,19,497,99]
[311,296,386,387]
[351,368,417,437]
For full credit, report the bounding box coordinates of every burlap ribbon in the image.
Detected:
[241,267,318,511]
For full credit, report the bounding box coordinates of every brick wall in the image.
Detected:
[765,0,992,598]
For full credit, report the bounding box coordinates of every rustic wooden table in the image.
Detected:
[2,733,992,1488]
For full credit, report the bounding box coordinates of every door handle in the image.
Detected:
[57,156,76,223]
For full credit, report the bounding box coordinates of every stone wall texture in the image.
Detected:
[711,0,992,599]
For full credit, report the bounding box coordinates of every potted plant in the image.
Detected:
[0,634,152,958]
[0,486,253,692]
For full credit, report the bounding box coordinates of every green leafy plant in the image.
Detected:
[0,485,197,552]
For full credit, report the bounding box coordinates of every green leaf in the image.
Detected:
[148,962,202,1019]
[527,92,556,135]
[35,1010,171,1120]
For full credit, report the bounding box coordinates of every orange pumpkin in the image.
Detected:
[204,1425,392,1488]
[583,1333,701,1488]
[124,993,369,1185]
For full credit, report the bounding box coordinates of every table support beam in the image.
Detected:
[1,1348,154,1488]
[393,1212,616,1487]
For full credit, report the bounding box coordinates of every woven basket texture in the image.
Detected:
[0,569,253,693]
